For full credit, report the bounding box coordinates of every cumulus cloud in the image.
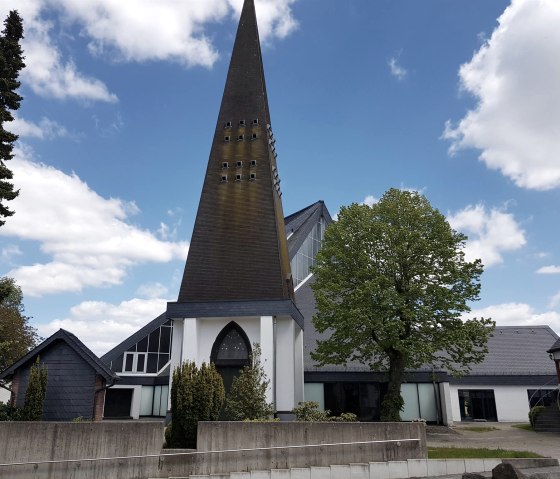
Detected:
[136,282,170,299]
[362,195,378,207]
[536,265,560,275]
[388,56,407,81]
[447,204,526,267]
[1,0,298,102]
[469,302,560,334]
[37,297,168,355]
[0,146,189,296]
[8,114,68,140]
[443,0,560,190]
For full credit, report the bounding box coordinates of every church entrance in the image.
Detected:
[210,322,252,396]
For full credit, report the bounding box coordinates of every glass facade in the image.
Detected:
[291,216,326,287]
[111,320,173,374]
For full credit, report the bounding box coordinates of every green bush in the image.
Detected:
[528,405,545,429]
[0,402,24,421]
[23,357,48,421]
[292,401,357,422]
[167,361,224,448]
[224,344,274,421]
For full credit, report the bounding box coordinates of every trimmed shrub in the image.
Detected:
[292,401,357,422]
[23,357,48,421]
[167,361,224,448]
[528,405,545,429]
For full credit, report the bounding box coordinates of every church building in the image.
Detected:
[5,0,556,426]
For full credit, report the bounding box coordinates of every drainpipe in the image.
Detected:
[273,316,277,414]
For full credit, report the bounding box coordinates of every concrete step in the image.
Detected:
[151,458,560,479]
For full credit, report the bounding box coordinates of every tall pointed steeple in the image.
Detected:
[177,0,293,303]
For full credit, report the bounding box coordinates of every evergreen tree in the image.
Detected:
[23,357,47,421]
[0,10,25,226]
[167,361,224,448]
[224,343,274,421]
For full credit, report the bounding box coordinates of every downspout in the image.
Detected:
[273,316,277,414]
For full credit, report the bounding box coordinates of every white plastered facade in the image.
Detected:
[169,315,304,414]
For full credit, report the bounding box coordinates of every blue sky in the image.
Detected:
[1,0,560,354]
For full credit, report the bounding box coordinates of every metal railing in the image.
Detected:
[0,437,421,468]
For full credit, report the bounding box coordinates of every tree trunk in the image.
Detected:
[379,350,406,421]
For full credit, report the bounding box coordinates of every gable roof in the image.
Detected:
[0,329,117,382]
[547,337,560,353]
[101,312,168,364]
[286,200,332,259]
[298,279,558,378]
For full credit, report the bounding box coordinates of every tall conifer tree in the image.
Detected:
[0,10,24,226]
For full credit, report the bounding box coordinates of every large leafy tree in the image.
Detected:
[311,188,495,421]
[0,277,40,372]
[0,10,24,226]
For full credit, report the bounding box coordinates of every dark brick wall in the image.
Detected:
[14,340,96,421]
[93,375,105,421]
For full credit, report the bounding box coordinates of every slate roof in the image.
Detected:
[177,0,293,303]
[548,337,560,353]
[106,202,328,365]
[297,275,559,378]
[102,312,168,365]
[286,200,332,259]
[0,329,117,382]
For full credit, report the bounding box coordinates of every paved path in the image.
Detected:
[426,423,560,461]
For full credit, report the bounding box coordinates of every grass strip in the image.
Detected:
[461,426,497,432]
[428,447,543,459]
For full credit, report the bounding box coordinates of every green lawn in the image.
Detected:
[428,447,543,459]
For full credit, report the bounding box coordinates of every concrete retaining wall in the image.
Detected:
[0,421,425,479]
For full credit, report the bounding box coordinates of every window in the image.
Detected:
[239,120,246,126]
[250,160,257,167]
[235,174,241,181]
[528,389,559,408]
[250,173,256,180]
[211,322,251,395]
[224,136,230,142]
[113,321,173,374]
[237,135,244,141]
[236,161,243,167]
[221,175,227,182]
[252,119,259,125]
[123,352,147,373]
[222,162,229,168]
[458,389,497,421]
[290,216,327,287]
[225,121,232,128]
[251,133,257,140]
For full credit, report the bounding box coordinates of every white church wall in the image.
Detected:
[275,317,295,412]
[449,384,532,422]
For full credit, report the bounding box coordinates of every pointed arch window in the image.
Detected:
[211,322,251,366]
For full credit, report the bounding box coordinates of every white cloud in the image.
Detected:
[136,282,169,299]
[1,245,23,262]
[0,146,189,296]
[37,297,167,355]
[8,114,68,140]
[1,0,298,102]
[469,302,560,334]
[447,204,526,267]
[443,0,560,190]
[362,195,378,207]
[537,265,560,275]
[388,56,407,81]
